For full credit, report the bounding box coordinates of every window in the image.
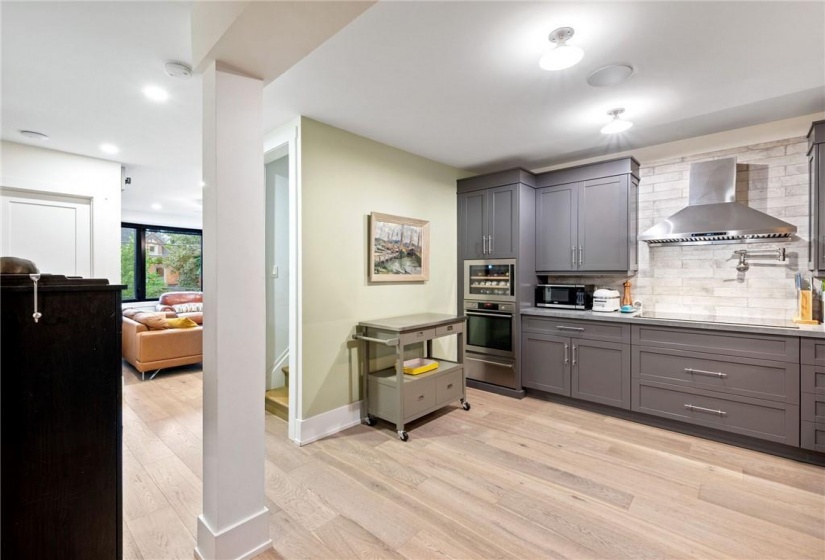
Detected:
[120,223,202,302]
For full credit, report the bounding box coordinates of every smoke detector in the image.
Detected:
[164,61,192,80]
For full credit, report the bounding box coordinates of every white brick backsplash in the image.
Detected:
[633,136,807,320]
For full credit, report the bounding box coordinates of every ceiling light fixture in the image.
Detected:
[164,61,192,80]
[20,130,49,141]
[143,85,169,102]
[539,27,584,71]
[99,143,119,155]
[600,108,633,134]
[587,64,634,87]
[151,203,162,210]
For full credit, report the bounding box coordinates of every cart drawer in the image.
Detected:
[400,328,435,345]
[435,322,463,337]
[404,377,436,418]
[634,382,799,445]
[436,369,463,404]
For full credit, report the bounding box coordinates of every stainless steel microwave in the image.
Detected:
[536,284,594,309]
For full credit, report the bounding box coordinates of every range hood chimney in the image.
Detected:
[639,157,797,246]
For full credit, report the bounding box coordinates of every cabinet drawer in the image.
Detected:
[634,382,799,445]
[400,328,435,345]
[801,338,825,366]
[632,325,799,363]
[801,392,825,423]
[522,317,629,344]
[436,369,463,404]
[435,322,463,337]
[404,378,436,419]
[801,421,825,452]
[633,347,798,404]
[801,364,825,395]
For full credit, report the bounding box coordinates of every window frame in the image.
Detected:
[121,222,203,303]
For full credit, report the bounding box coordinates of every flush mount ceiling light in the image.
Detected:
[600,108,633,134]
[587,64,634,87]
[151,203,162,210]
[20,130,49,141]
[99,143,119,155]
[164,61,192,80]
[143,85,169,102]
[539,27,584,71]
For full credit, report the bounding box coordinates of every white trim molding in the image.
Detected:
[195,508,272,560]
[295,400,362,446]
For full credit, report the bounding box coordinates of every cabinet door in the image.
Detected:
[536,183,577,272]
[572,339,630,409]
[522,333,570,395]
[814,146,825,273]
[578,175,628,271]
[458,191,487,260]
[488,184,518,258]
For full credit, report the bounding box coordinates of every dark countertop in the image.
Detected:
[521,307,825,339]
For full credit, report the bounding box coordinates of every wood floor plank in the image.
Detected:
[122,519,145,560]
[268,508,337,559]
[145,416,203,480]
[126,506,195,560]
[122,447,170,522]
[123,403,177,467]
[143,454,203,539]
[264,459,337,532]
[313,515,405,560]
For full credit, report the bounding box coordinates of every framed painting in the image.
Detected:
[369,212,430,282]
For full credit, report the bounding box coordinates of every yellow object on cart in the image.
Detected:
[403,358,439,375]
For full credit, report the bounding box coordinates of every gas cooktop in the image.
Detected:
[635,311,799,329]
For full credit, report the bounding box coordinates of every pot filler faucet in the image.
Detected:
[733,247,786,272]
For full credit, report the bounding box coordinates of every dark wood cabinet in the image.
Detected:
[535,157,639,275]
[1,274,123,559]
[808,120,825,274]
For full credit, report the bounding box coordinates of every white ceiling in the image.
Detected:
[3,1,824,219]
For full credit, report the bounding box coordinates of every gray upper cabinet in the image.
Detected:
[536,183,577,271]
[808,120,825,274]
[535,157,639,275]
[457,184,518,259]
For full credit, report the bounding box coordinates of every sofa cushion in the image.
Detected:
[167,317,199,328]
[158,291,203,306]
[123,309,169,330]
[179,312,203,324]
[172,302,203,314]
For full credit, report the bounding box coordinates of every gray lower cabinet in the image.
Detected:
[521,318,630,409]
[535,157,639,275]
[632,325,800,446]
[800,338,825,451]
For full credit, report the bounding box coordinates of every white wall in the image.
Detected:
[265,155,290,389]
[121,209,202,230]
[0,141,122,282]
[299,117,470,419]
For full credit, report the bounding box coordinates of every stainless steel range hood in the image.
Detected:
[639,157,796,246]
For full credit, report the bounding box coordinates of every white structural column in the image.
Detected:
[197,61,271,560]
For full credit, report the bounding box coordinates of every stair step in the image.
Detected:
[282,365,289,387]
[265,387,289,421]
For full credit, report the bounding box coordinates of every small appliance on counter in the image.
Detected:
[592,288,621,312]
[535,284,594,309]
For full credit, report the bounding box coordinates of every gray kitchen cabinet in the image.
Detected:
[800,338,825,451]
[807,120,825,274]
[632,324,800,446]
[521,317,630,409]
[535,157,639,275]
[457,184,518,259]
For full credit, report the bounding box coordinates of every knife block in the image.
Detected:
[794,289,818,324]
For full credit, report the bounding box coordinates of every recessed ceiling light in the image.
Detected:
[99,143,119,154]
[600,108,633,134]
[539,27,584,71]
[164,61,192,80]
[142,85,169,102]
[200,181,206,187]
[20,130,49,141]
[151,203,162,210]
[587,64,634,87]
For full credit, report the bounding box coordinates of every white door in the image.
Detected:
[0,189,92,277]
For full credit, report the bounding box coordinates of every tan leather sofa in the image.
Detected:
[122,292,203,380]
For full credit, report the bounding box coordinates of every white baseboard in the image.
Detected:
[195,507,272,560]
[295,400,362,446]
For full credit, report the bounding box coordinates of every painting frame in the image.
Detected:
[369,212,430,282]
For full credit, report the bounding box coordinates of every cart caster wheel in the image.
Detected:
[462,400,471,411]
[363,415,376,426]
[398,431,409,442]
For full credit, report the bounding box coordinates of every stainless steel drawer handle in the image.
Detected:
[684,404,727,416]
[489,235,494,254]
[564,344,569,365]
[466,357,514,369]
[30,273,42,323]
[483,235,488,254]
[447,383,454,389]
[571,246,576,267]
[418,395,425,401]
[556,326,584,332]
[578,246,583,266]
[446,326,453,331]
[684,368,727,378]
[572,344,577,366]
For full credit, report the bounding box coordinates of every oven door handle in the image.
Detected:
[465,311,513,318]
[466,356,514,369]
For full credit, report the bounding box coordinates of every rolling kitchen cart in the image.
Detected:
[353,313,470,441]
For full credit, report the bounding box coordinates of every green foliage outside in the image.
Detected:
[121,232,136,300]
[120,230,202,301]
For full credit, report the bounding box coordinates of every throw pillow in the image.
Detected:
[172,302,203,313]
[167,317,198,329]
[129,311,170,330]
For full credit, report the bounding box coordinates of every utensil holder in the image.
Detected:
[794,289,818,324]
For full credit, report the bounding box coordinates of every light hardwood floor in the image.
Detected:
[122,363,825,560]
